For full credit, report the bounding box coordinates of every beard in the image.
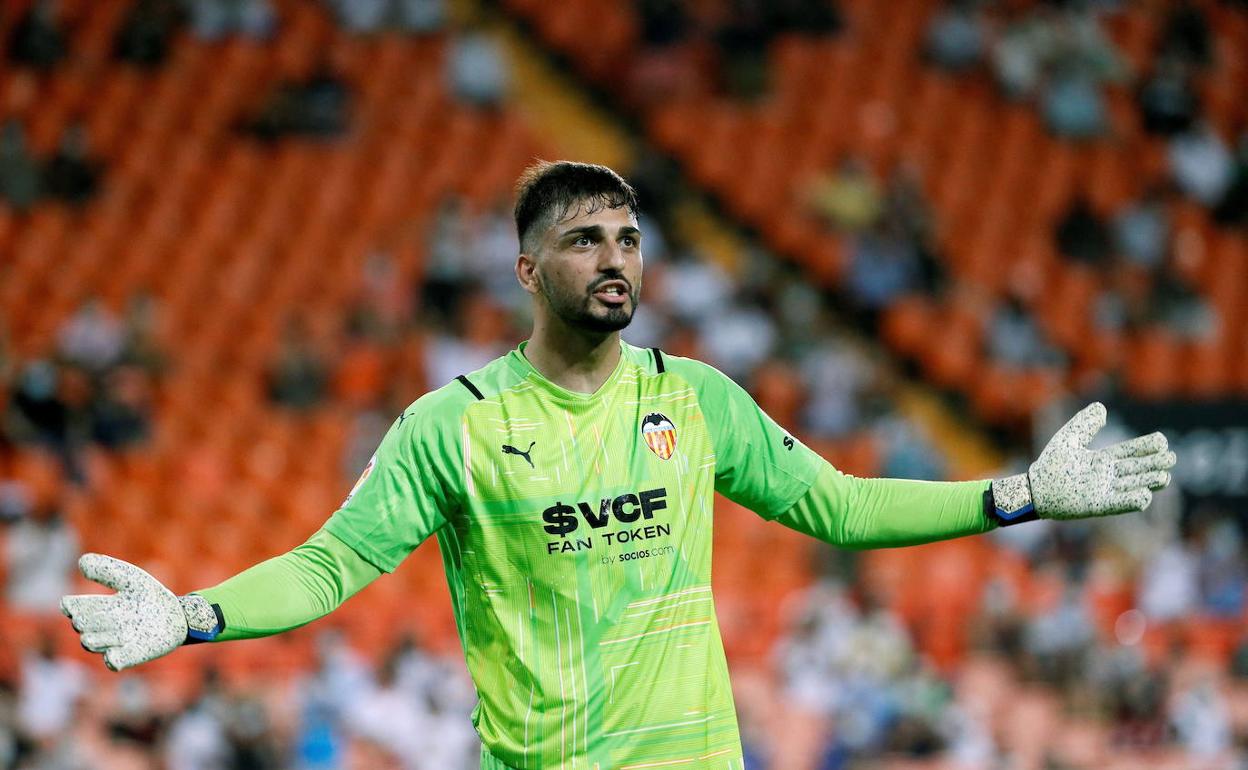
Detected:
[537,270,640,333]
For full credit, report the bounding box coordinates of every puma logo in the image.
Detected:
[502,441,536,468]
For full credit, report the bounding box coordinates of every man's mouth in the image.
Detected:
[591,280,630,307]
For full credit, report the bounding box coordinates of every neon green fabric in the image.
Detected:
[194,528,382,642]
[198,340,996,769]
[776,465,994,548]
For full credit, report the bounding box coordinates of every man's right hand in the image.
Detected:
[60,554,191,671]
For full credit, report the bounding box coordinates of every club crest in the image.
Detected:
[641,412,677,460]
[343,455,376,504]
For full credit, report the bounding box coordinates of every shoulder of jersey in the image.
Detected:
[399,353,519,422]
[630,343,723,385]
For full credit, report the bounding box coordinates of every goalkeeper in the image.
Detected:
[62,161,1176,769]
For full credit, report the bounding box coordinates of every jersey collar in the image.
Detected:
[506,339,629,402]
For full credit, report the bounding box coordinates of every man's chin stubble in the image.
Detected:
[573,302,634,333]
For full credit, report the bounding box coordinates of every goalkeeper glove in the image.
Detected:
[989,402,1177,524]
[60,554,223,671]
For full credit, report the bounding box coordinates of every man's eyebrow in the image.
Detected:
[619,225,642,239]
[558,224,605,240]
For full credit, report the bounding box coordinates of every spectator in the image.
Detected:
[808,155,883,232]
[114,0,184,67]
[1156,0,1212,69]
[268,319,328,410]
[1169,671,1232,759]
[106,676,164,753]
[800,337,867,439]
[925,0,985,72]
[247,63,352,140]
[698,292,778,381]
[1055,193,1112,267]
[876,410,947,481]
[1138,56,1201,137]
[448,30,507,108]
[1168,122,1234,206]
[1113,187,1170,270]
[327,0,391,33]
[424,289,506,390]
[1212,130,1248,227]
[5,479,78,614]
[41,124,100,206]
[302,61,352,137]
[120,292,167,373]
[17,635,86,744]
[1043,70,1107,139]
[90,365,152,449]
[5,361,70,449]
[988,295,1064,369]
[1051,8,1127,85]
[394,0,446,34]
[422,200,476,325]
[991,10,1057,100]
[164,695,230,770]
[1147,262,1217,339]
[1138,536,1199,622]
[187,0,277,41]
[0,120,42,212]
[657,248,733,327]
[846,219,920,311]
[1193,516,1245,617]
[1093,261,1152,335]
[765,0,842,35]
[57,298,126,374]
[7,0,66,70]
[1023,577,1094,686]
[0,479,32,525]
[223,695,282,769]
[638,0,690,47]
[470,200,529,312]
[341,639,479,769]
[715,2,771,100]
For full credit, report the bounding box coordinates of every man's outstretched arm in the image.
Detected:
[774,469,992,549]
[61,528,383,670]
[666,356,1176,546]
[194,527,383,641]
[62,385,470,671]
[772,402,1177,548]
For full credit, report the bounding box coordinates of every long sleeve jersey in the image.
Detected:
[197,340,993,769]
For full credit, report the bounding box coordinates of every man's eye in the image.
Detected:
[574,236,592,247]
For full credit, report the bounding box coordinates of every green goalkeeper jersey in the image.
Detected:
[324,340,824,768]
[196,339,993,767]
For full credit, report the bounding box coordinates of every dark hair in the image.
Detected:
[513,160,639,254]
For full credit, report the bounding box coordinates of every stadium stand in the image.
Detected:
[503,0,1248,426]
[1,0,1246,768]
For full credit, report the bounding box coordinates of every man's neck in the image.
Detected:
[524,319,622,395]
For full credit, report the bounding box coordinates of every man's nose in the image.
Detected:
[599,238,626,271]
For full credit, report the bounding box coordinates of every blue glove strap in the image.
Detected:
[984,487,1040,527]
[181,595,225,644]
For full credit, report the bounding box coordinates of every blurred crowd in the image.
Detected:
[2,0,1247,769]
[805,0,1248,404]
[924,0,1246,346]
[760,492,1248,769]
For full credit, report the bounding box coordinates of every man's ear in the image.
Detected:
[516,252,540,295]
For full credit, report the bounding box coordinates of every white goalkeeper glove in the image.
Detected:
[60,554,223,671]
[989,402,1177,524]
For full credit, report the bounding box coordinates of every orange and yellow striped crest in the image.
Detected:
[343,454,376,504]
[641,412,677,460]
